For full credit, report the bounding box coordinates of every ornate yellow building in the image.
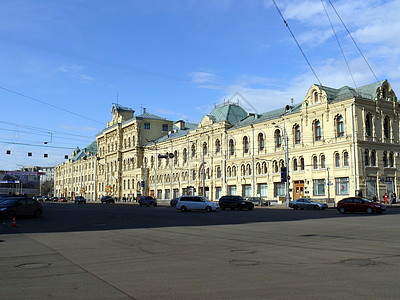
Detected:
[55,80,399,204]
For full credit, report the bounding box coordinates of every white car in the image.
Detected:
[176,195,219,212]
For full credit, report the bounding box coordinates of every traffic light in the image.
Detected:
[281,167,287,182]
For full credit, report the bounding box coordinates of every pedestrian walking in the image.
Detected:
[391,192,396,204]
[372,194,377,202]
[384,193,388,204]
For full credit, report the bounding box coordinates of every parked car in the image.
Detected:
[101,196,115,204]
[218,195,254,210]
[0,197,43,219]
[337,197,386,214]
[289,198,328,210]
[74,196,86,204]
[139,196,157,207]
[170,198,179,207]
[176,195,219,212]
[246,197,265,206]
[59,197,68,202]
[51,197,59,202]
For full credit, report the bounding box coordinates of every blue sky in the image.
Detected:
[1,0,399,171]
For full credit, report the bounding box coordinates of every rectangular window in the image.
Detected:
[385,177,394,195]
[165,189,170,199]
[162,124,168,131]
[366,176,377,197]
[228,185,237,195]
[257,183,268,197]
[215,187,222,200]
[313,179,325,196]
[144,123,150,129]
[335,177,349,195]
[274,182,285,197]
[242,184,251,198]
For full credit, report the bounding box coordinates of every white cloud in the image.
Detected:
[57,64,95,82]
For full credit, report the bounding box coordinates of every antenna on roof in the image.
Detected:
[291,98,294,105]
[116,93,119,105]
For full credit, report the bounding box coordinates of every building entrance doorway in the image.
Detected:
[293,180,305,200]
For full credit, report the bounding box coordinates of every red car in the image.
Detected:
[59,197,68,202]
[337,197,386,214]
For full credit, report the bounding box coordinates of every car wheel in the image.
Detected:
[139,203,143,207]
[180,206,187,212]
[220,204,225,210]
[366,207,373,214]
[248,206,254,211]
[239,206,243,211]
[205,206,212,212]
[153,203,157,207]
[339,206,346,214]
[314,205,320,210]
[7,211,15,220]
[34,209,42,218]
[293,205,298,210]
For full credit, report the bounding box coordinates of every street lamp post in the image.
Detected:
[272,119,290,207]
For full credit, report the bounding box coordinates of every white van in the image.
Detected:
[176,195,219,212]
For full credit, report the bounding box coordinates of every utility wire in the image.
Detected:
[327,0,380,83]
[0,140,75,150]
[321,0,357,89]
[271,0,322,86]
[0,86,105,126]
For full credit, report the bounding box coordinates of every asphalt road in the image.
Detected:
[1,202,400,299]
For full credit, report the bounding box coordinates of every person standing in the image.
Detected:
[391,192,396,204]
[384,193,388,204]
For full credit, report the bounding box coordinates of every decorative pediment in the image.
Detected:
[198,115,215,128]
[302,85,328,108]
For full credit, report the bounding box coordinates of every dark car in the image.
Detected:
[218,195,254,210]
[101,196,115,204]
[337,197,386,214]
[0,197,43,219]
[51,197,59,202]
[74,196,86,204]
[289,198,328,210]
[139,196,157,207]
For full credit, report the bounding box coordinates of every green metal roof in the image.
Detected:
[208,103,248,125]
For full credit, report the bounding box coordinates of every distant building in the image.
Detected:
[54,80,399,203]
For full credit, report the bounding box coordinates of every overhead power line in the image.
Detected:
[0,86,105,126]
[327,0,380,83]
[320,0,357,89]
[271,0,322,86]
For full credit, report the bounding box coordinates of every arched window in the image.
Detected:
[174,150,178,166]
[383,151,388,167]
[256,163,261,174]
[183,148,187,164]
[246,164,251,175]
[337,115,344,137]
[275,129,282,148]
[371,150,376,166]
[313,91,318,103]
[321,155,326,169]
[343,152,349,166]
[279,160,284,168]
[232,166,237,177]
[314,120,321,141]
[258,133,265,151]
[273,161,278,173]
[389,152,394,167]
[229,139,235,155]
[262,162,267,174]
[384,116,390,139]
[227,166,232,177]
[216,167,221,178]
[241,165,246,176]
[300,157,305,171]
[335,153,341,167]
[215,139,221,153]
[203,142,208,155]
[365,114,372,136]
[313,156,318,169]
[243,136,249,154]
[191,144,196,157]
[293,158,298,171]
[294,125,301,144]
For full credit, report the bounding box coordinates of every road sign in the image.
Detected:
[168,153,174,158]
[158,154,168,159]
